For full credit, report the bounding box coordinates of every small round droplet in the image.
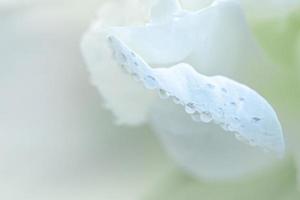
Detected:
[132,73,140,81]
[107,36,113,43]
[221,88,227,93]
[206,83,215,89]
[221,123,229,131]
[235,133,243,141]
[230,102,237,106]
[172,96,181,104]
[191,112,201,122]
[130,51,136,57]
[158,89,169,99]
[120,53,127,62]
[252,117,261,123]
[200,112,212,123]
[227,124,235,132]
[185,103,196,114]
[144,76,158,90]
[249,138,256,146]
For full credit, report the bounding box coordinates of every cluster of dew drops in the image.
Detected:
[108,37,216,124]
[107,36,276,153]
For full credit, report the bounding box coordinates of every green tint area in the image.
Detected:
[144,159,299,200]
[251,9,300,116]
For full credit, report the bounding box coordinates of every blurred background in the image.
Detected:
[0,0,171,199]
[0,0,299,200]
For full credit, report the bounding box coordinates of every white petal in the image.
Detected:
[150,0,182,23]
[109,0,264,76]
[83,0,269,125]
[81,0,155,125]
[149,101,279,179]
[108,35,285,155]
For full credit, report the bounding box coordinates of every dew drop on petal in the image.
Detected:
[185,103,196,114]
[172,96,181,104]
[235,133,243,141]
[191,112,201,122]
[206,83,215,89]
[144,75,158,90]
[252,117,261,122]
[221,123,229,131]
[221,88,227,93]
[158,89,169,99]
[132,73,140,81]
[200,112,213,123]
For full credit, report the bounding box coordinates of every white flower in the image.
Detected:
[82,0,287,180]
[1,0,300,199]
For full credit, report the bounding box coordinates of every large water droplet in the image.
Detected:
[185,103,196,114]
[191,112,201,122]
[200,112,212,123]
[235,133,243,141]
[227,124,235,132]
[158,89,169,99]
[221,123,229,131]
[144,76,158,90]
[172,96,181,104]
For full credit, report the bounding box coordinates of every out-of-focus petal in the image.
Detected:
[110,0,264,77]
[81,0,157,125]
[179,0,300,20]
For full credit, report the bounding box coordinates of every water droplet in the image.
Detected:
[120,53,127,62]
[134,61,138,66]
[239,97,245,102]
[221,123,229,131]
[230,102,237,106]
[132,73,140,81]
[144,76,158,90]
[227,124,236,132]
[252,117,261,122]
[221,88,227,93]
[206,83,215,89]
[130,51,136,57]
[172,96,181,104]
[249,138,256,146]
[200,112,212,123]
[235,134,243,141]
[234,117,240,122]
[120,64,130,73]
[191,112,201,122]
[108,36,113,43]
[185,103,196,114]
[158,89,169,99]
